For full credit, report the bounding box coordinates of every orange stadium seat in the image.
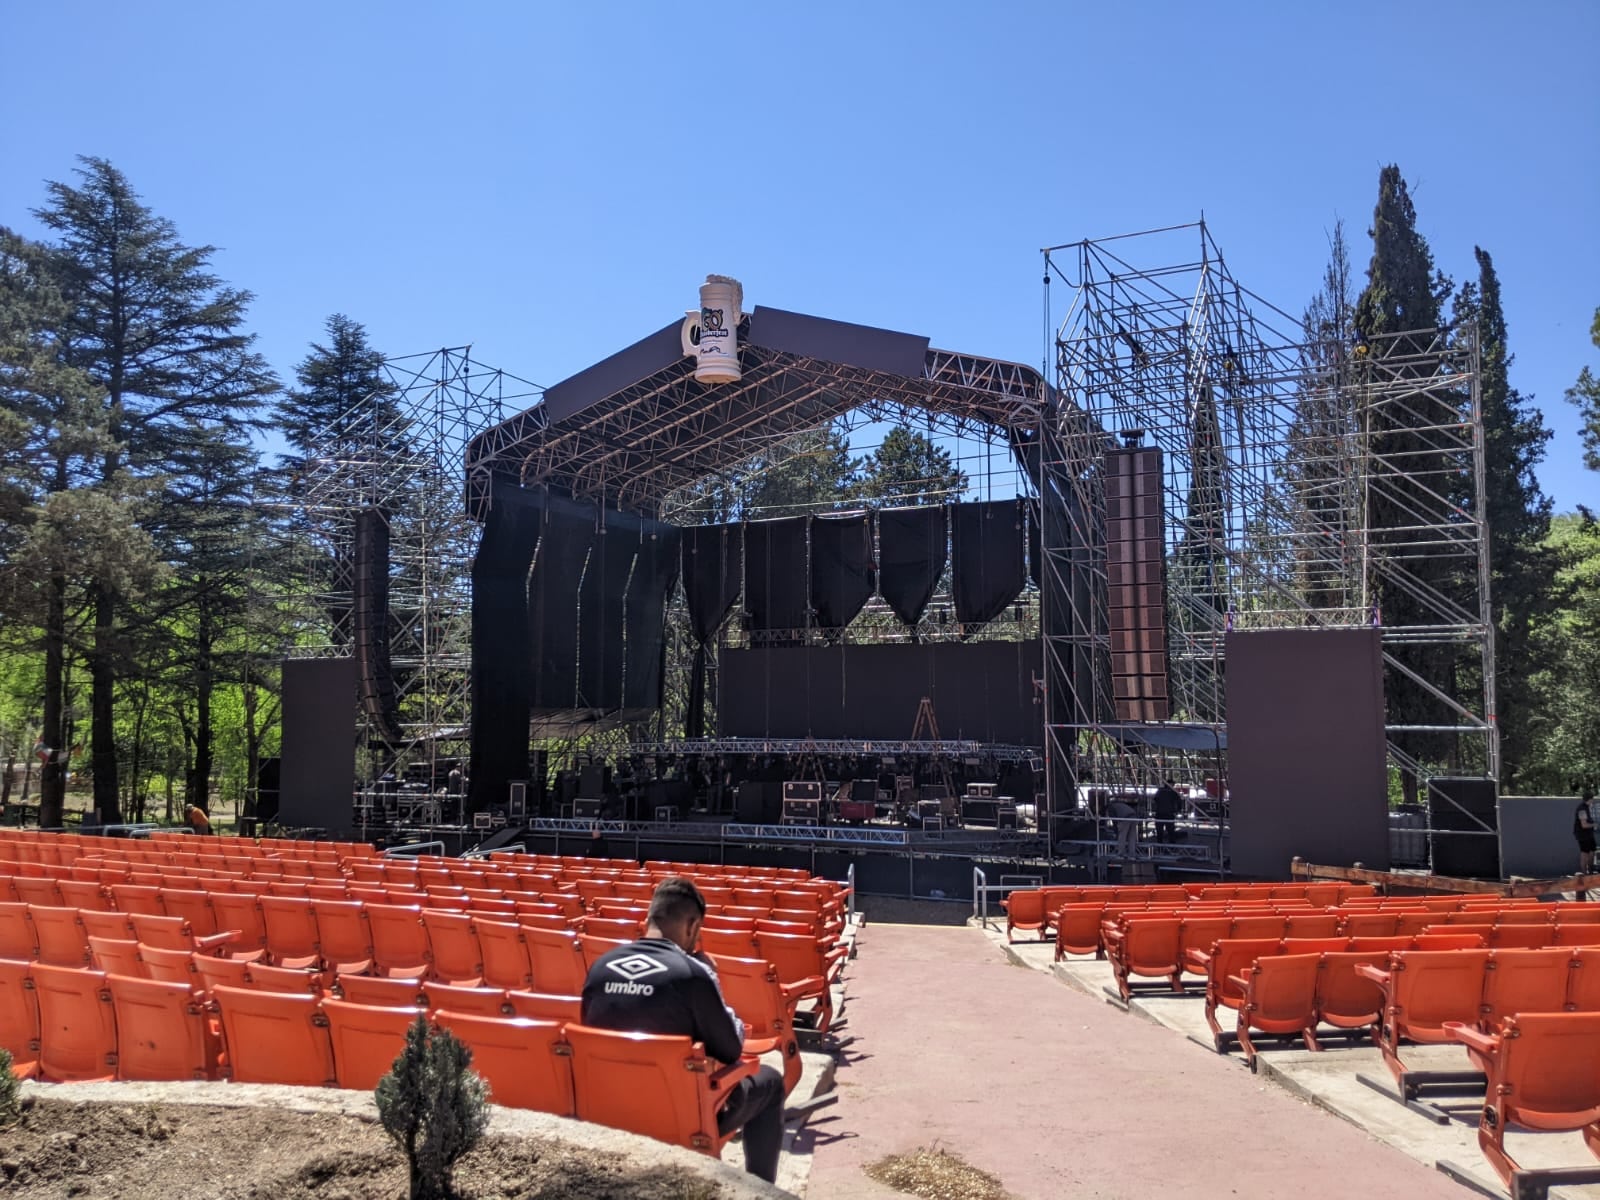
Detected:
[12,877,63,907]
[0,958,40,1078]
[311,900,375,976]
[191,955,253,993]
[87,935,146,978]
[321,998,419,1090]
[32,962,118,1082]
[259,896,322,969]
[29,905,90,967]
[1234,953,1322,1069]
[211,985,336,1087]
[0,901,38,959]
[366,904,432,979]
[709,953,805,1095]
[420,982,508,1017]
[432,1012,575,1115]
[336,974,422,1008]
[504,990,582,1023]
[138,944,200,987]
[420,910,484,985]
[473,919,533,990]
[106,973,218,1081]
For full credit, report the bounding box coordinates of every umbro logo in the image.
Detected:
[606,954,668,983]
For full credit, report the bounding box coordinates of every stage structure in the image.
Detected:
[287,347,542,799]
[1041,222,1494,844]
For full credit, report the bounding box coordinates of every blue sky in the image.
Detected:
[3,1,1596,510]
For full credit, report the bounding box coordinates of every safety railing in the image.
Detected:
[972,866,1045,927]
[383,840,446,858]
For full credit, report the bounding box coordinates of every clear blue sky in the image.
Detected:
[3,1,1596,510]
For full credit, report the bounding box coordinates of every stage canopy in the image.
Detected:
[465,306,1053,516]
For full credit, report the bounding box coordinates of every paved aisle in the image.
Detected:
[803,923,1468,1200]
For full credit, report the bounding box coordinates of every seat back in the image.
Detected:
[0,901,38,959]
[129,913,199,953]
[1119,918,1182,976]
[419,910,483,985]
[420,982,509,1017]
[210,893,269,956]
[110,883,166,916]
[1479,948,1574,1029]
[311,900,374,974]
[1342,912,1401,938]
[432,1012,575,1115]
[1492,1011,1600,1132]
[1202,939,1283,1008]
[1241,953,1321,1028]
[1488,924,1553,949]
[30,905,90,967]
[211,985,336,1086]
[138,944,198,987]
[1316,951,1387,1029]
[88,936,146,978]
[563,1023,729,1151]
[321,998,419,1090]
[31,962,117,1081]
[366,904,431,978]
[698,928,758,960]
[57,880,111,912]
[504,990,583,1023]
[1229,915,1287,941]
[79,910,136,943]
[473,919,533,990]
[752,931,825,986]
[337,973,423,1007]
[0,958,40,1078]
[1176,916,1235,969]
[579,933,631,969]
[1387,949,1492,1041]
[13,877,63,906]
[1004,889,1046,932]
[191,955,253,993]
[106,973,216,1081]
[161,890,219,937]
[259,896,321,967]
[1282,913,1341,938]
[248,961,322,994]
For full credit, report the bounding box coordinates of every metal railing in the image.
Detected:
[384,840,447,858]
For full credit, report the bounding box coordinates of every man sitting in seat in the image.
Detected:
[581,876,785,1183]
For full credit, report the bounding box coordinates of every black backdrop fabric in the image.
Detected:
[527,491,598,713]
[950,499,1026,630]
[468,480,544,810]
[877,506,946,627]
[810,514,876,632]
[744,516,811,637]
[576,508,643,711]
[621,521,682,712]
[681,524,743,737]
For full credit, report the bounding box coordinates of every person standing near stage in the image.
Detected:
[581,877,786,1183]
[1152,779,1181,846]
[1575,789,1596,897]
[184,803,212,836]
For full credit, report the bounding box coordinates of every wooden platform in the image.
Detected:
[1290,857,1600,898]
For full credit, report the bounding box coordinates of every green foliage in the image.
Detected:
[376,1015,491,1200]
[1569,306,1600,473]
[1521,512,1600,792]
[856,425,968,506]
[0,1046,19,1126]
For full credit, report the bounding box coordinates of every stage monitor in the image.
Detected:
[1225,628,1389,877]
[279,657,356,835]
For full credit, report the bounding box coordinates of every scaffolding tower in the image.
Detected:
[1040,222,1493,817]
[292,347,542,779]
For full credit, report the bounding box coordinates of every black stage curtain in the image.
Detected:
[528,490,597,713]
[810,514,876,633]
[877,505,946,627]
[951,499,1026,631]
[744,516,810,639]
[681,524,743,737]
[576,507,642,712]
[1027,498,1042,590]
[468,479,544,811]
[622,521,682,712]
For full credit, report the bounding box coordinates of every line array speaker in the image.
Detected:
[1104,448,1170,722]
[352,507,402,741]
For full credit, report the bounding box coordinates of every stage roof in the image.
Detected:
[465,305,1052,517]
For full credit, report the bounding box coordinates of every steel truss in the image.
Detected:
[1040,221,1493,819]
[290,348,541,777]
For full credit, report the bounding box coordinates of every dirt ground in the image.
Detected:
[0,1099,723,1200]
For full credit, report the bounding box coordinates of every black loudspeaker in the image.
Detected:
[255,757,281,824]
[579,763,611,798]
[573,798,605,819]
[782,798,819,825]
[736,782,778,823]
[1429,777,1500,879]
[1104,447,1170,722]
[353,507,402,742]
[782,780,822,802]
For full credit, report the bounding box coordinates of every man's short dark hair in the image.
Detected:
[648,877,706,928]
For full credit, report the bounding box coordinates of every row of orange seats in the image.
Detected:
[0,957,759,1159]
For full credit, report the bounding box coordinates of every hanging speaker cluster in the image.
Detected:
[1105,447,1170,722]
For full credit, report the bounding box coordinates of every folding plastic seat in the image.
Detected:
[542,892,585,921]
[581,916,643,941]
[578,933,631,969]
[138,944,199,987]
[1476,948,1573,1034]
[523,926,589,995]
[613,880,656,903]
[320,998,419,1090]
[13,877,63,907]
[574,878,615,910]
[1488,924,1553,950]
[1554,924,1600,947]
[311,900,375,976]
[1314,951,1389,1039]
[1107,917,1183,1000]
[208,892,269,960]
[110,883,166,916]
[1341,912,1401,938]
[191,955,253,992]
[707,953,804,1095]
[1174,916,1236,980]
[106,973,218,1081]
[1496,908,1557,926]
[428,1011,573,1114]
[472,919,533,990]
[129,912,235,957]
[161,889,220,937]
[88,935,146,977]
[420,981,508,1017]
[1193,938,1282,1050]
[0,900,38,959]
[336,973,422,1007]
[1445,1012,1600,1196]
[1359,949,1492,1086]
[0,875,16,904]
[1410,933,1486,950]
[28,904,90,967]
[1229,914,1287,941]
[366,903,432,979]
[79,907,136,943]
[31,962,117,1081]
[753,930,840,1033]
[419,910,483,985]
[504,990,582,1022]
[1234,953,1323,1069]
[248,961,323,994]
[211,985,337,1086]
[516,912,572,934]
[0,958,40,1078]
[259,895,322,969]
[564,1023,756,1153]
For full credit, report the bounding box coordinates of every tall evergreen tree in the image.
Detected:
[857,425,968,506]
[279,314,402,475]
[33,157,278,821]
[1451,247,1556,789]
[1568,306,1600,472]
[744,424,858,518]
[1352,165,1461,800]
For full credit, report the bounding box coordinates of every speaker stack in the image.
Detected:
[1428,777,1501,878]
[1105,447,1170,722]
[781,780,821,826]
[353,507,402,742]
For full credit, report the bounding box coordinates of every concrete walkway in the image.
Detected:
[804,922,1470,1200]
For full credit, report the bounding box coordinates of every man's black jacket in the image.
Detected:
[580,936,746,1065]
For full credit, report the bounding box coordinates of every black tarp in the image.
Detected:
[527,490,597,713]
[468,479,544,810]
[622,521,682,712]
[744,516,810,639]
[1026,498,1042,589]
[809,514,876,633]
[877,506,946,627]
[950,499,1026,630]
[681,524,743,737]
[576,508,642,711]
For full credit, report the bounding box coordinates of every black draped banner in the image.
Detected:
[681,524,743,738]
[621,521,682,712]
[527,490,596,715]
[743,516,811,640]
[810,514,876,633]
[877,505,946,627]
[950,499,1026,631]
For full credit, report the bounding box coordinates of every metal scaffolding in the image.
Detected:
[1039,221,1493,814]
[291,347,542,777]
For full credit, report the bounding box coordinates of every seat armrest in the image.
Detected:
[1187,950,1214,969]
[196,930,241,954]
[708,1054,761,1095]
[1227,972,1250,992]
[1443,1020,1498,1055]
[1353,963,1388,984]
[781,976,824,1004]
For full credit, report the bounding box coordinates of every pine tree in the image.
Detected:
[1351,165,1461,801]
[32,158,277,821]
[744,423,858,518]
[1452,247,1556,789]
[279,314,402,475]
[1569,307,1600,472]
[857,425,969,506]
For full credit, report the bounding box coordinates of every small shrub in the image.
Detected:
[0,1047,20,1127]
[375,1015,491,1200]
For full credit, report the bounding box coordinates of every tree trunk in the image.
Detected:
[90,583,122,824]
[242,671,260,823]
[127,689,147,823]
[1,751,13,808]
[39,572,68,827]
